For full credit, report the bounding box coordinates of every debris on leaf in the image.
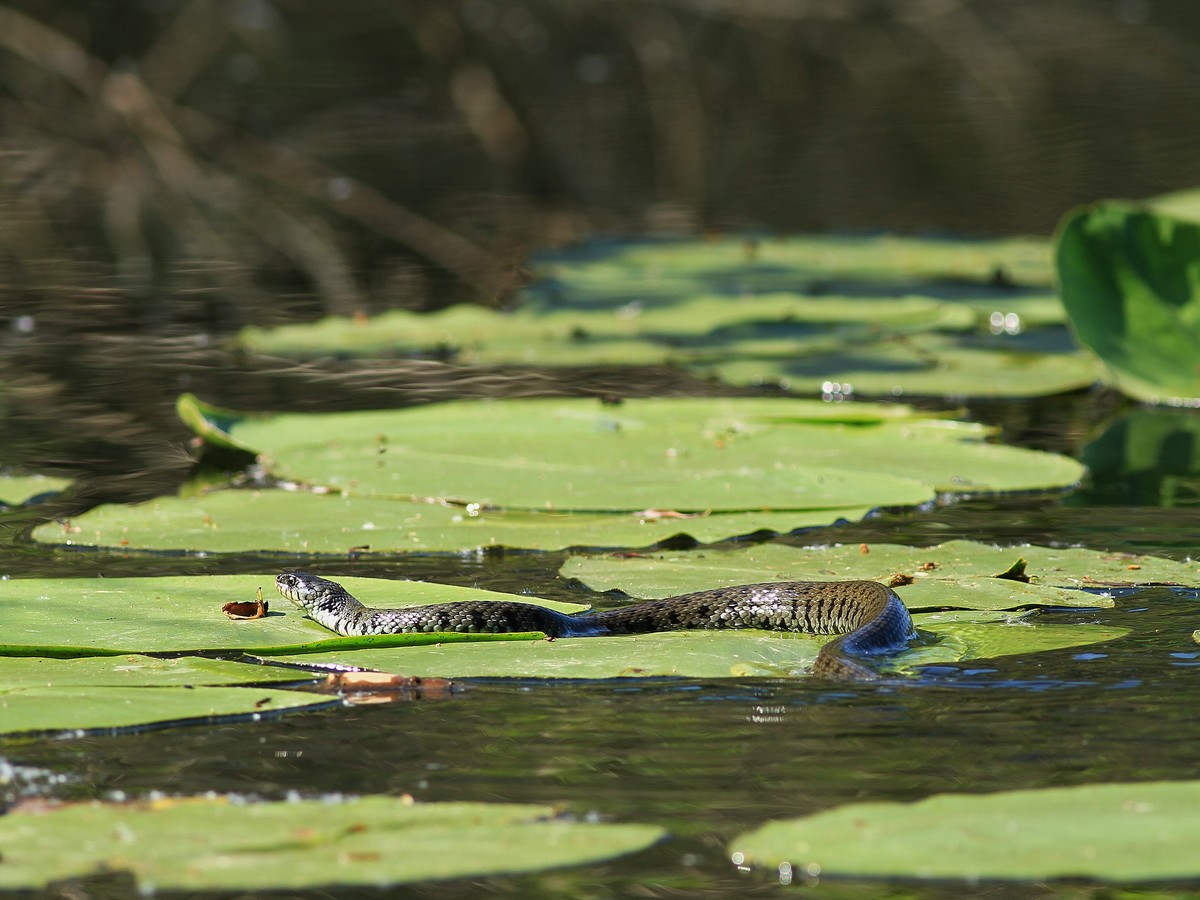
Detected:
[223,586,269,619]
[888,573,915,587]
[994,558,1031,583]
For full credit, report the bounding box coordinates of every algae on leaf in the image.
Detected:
[1056,203,1200,402]
[730,780,1200,881]
[0,795,664,891]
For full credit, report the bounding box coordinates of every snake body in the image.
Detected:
[275,572,914,678]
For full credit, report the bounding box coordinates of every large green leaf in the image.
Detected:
[0,570,1129,683]
[1056,203,1200,402]
[35,397,1082,553]
[237,234,1082,399]
[707,329,1097,398]
[204,397,1083,506]
[262,611,1126,680]
[0,473,70,506]
[0,683,327,735]
[0,795,664,891]
[0,575,577,657]
[0,654,302,687]
[0,652,329,734]
[561,539,1195,608]
[35,488,867,554]
[730,780,1200,880]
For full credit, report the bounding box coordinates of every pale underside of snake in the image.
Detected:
[275,571,917,679]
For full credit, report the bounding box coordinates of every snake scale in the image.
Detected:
[276,571,916,678]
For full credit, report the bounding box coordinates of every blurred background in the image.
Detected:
[2,0,1200,492]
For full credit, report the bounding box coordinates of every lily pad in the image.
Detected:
[707,329,1098,398]
[0,473,70,506]
[0,574,580,657]
[0,795,665,891]
[0,683,327,736]
[560,539,1196,609]
[263,611,1126,680]
[729,780,1200,881]
[1056,203,1200,403]
[0,654,302,688]
[36,396,1083,554]
[192,396,1083,507]
[237,234,1082,399]
[0,570,1128,683]
[35,487,868,554]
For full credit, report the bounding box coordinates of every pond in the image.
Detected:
[5,2,1200,894]
[3,348,1200,896]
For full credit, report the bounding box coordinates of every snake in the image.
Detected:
[276,571,916,678]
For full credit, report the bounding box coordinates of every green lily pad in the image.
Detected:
[0,654,302,688]
[262,611,1126,680]
[0,684,327,735]
[191,396,1084,507]
[39,395,1080,554]
[0,473,70,506]
[560,539,1195,609]
[0,574,581,657]
[237,234,1080,399]
[729,780,1200,881]
[1056,203,1200,403]
[707,329,1098,398]
[0,569,1129,683]
[0,795,665,891]
[35,487,868,554]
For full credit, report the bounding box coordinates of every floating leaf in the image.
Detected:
[0,795,665,891]
[730,780,1200,881]
[262,611,1126,680]
[1056,203,1200,402]
[237,234,1082,398]
[560,540,1197,610]
[35,486,871,554]
[0,473,70,506]
[706,329,1097,398]
[0,575,577,657]
[35,397,1083,554]
[200,396,1081,505]
[0,655,326,734]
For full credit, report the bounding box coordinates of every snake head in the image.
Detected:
[275,571,327,610]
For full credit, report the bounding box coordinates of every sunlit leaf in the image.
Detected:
[560,539,1194,609]
[198,396,1084,506]
[0,654,328,734]
[0,795,664,891]
[237,234,1079,398]
[730,780,1200,880]
[0,473,70,506]
[35,486,871,554]
[1056,203,1200,402]
[262,611,1126,680]
[0,574,581,657]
